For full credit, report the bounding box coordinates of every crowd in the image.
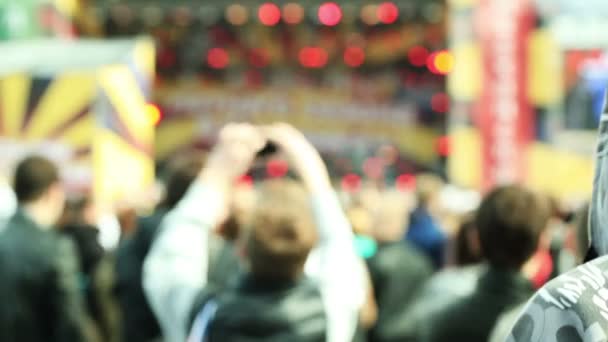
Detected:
[0,121,600,342]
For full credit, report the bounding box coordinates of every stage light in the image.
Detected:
[431,93,450,113]
[427,50,454,75]
[258,3,281,26]
[283,3,304,25]
[436,135,451,157]
[299,47,328,68]
[341,173,361,192]
[226,4,248,26]
[344,46,365,67]
[377,2,399,24]
[318,2,342,26]
[145,103,162,126]
[361,4,379,25]
[207,48,229,69]
[408,45,429,67]
[396,174,416,191]
[266,159,289,178]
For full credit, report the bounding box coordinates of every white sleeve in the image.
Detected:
[143,182,225,342]
[305,190,366,342]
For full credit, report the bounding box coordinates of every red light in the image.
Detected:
[248,48,270,68]
[341,173,361,192]
[436,136,451,157]
[299,47,328,68]
[318,2,342,26]
[237,174,254,187]
[258,3,281,26]
[266,159,289,178]
[377,2,399,24]
[408,46,428,67]
[431,93,450,113]
[207,48,229,69]
[396,174,416,191]
[344,46,365,67]
[427,52,439,73]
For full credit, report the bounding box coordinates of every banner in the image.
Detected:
[155,83,440,164]
[475,0,535,190]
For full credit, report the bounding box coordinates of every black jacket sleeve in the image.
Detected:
[50,237,87,342]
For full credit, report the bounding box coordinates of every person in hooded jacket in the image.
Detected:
[506,95,608,341]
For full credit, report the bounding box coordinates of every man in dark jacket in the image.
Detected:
[0,156,85,341]
[417,185,549,342]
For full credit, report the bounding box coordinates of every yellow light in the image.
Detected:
[226,4,249,26]
[145,103,162,126]
[434,50,454,75]
[360,5,379,25]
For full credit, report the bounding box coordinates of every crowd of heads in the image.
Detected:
[0,124,593,341]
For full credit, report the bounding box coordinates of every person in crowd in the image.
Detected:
[452,213,483,266]
[115,152,240,342]
[58,195,111,341]
[417,185,550,341]
[490,204,590,342]
[366,190,433,342]
[0,155,85,341]
[405,174,447,269]
[144,123,366,341]
[505,98,608,341]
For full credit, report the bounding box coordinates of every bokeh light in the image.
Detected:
[396,174,417,191]
[258,3,281,26]
[431,93,450,113]
[427,50,454,75]
[341,173,361,192]
[436,135,451,156]
[318,2,342,26]
[344,46,365,67]
[207,48,230,69]
[145,103,162,126]
[360,4,379,25]
[299,47,329,68]
[377,2,399,24]
[283,3,304,25]
[266,159,289,178]
[408,45,429,67]
[226,4,248,26]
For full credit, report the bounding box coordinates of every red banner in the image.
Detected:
[475,0,535,190]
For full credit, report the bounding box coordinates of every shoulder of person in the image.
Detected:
[509,256,608,341]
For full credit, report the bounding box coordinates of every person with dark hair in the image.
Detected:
[453,213,483,266]
[489,204,591,342]
[144,123,366,341]
[417,185,550,342]
[58,195,111,340]
[0,155,85,341]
